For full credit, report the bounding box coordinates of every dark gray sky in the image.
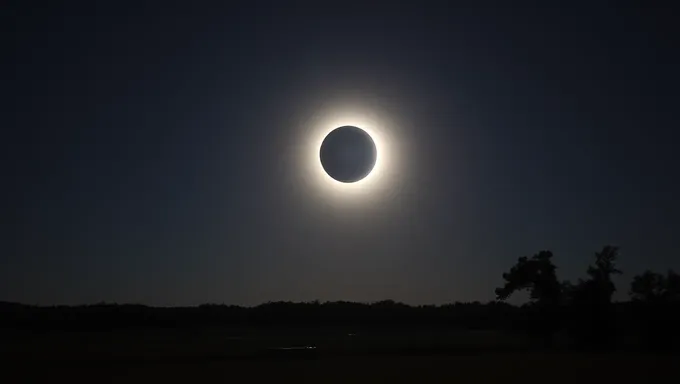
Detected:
[3,2,678,306]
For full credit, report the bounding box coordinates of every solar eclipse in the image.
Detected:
[319,126,377,183]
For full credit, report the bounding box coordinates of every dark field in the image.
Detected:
[3,328,676,383]
[6,352,677,383]
[2,327,530,361]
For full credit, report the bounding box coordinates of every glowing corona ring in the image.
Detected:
[297,101,398,206]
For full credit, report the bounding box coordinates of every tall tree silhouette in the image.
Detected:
[495,250,562,346]
[569,245,622,348]
[587,245,622,302]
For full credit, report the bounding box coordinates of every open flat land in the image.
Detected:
[6,354,677,383]
[3,328,676,383]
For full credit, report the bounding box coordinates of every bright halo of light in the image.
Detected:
[298,102,399,204]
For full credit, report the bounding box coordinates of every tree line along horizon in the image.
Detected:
[4,245,679,308]
[2,245,678,349]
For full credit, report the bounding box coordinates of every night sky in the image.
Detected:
[4,2,678,306]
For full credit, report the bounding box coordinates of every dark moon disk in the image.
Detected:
[320,126,377,183]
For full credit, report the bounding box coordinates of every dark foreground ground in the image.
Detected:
[3,328,677,383]
[5,353,677,383]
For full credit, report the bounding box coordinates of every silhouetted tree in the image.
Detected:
[587,245,622,302]
[630,270,680,302]
[568,245,622,348]
[668,270,680,301]
[495,250,562,346]
[628,269,680,350]
[495,251,562,304]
